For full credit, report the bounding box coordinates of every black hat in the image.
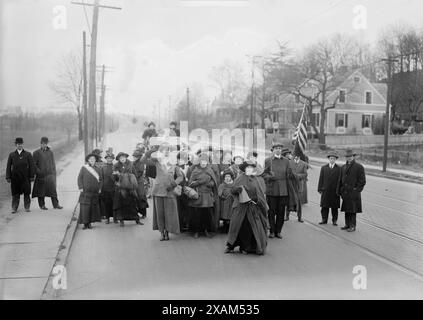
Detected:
[104,153,115,159]
[40,137,49,144]
[239,160,257,172]
[327,151,339,159]
[169,121,177,126]
[222,169,234,179]
[281,148,291,156]
[345,149,356,157]
[85,153,100,162]
[271,138,284,151]
[116,152,129,161]
[148,121,156,127]
[15,137,24,144]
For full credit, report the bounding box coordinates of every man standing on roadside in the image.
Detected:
[337,149,366,232]
[32,137,63,210]
[262,139,290,239]
[6,138,35,213]
[318,151,341,226]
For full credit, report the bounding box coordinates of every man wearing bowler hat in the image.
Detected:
[318,151,341,225]
[263,139,290,239]
[337,149,366,232]
[32,137,63,210]
[6,138,35,213]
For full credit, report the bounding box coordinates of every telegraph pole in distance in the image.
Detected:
[72,0,121,151]
[186,87,190,130]
[382,56,398,172]
[82,31,89,157]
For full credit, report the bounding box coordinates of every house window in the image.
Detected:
[362,114,371,128]
[365,91,372,104]
[335,113,348,128]
[354,76,360,83]
[339,90,346,103]
[312,113,320,127]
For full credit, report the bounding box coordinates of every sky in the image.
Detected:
[1,0,423,121]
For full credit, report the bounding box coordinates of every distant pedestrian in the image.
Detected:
[113,152,143,227]
[169,121,180,137]
[32,137,63,210]
[6,137,35,213]
[132,148,149,219]
[318,151,341,226]
[142,122,158,147]
[92,149,105,169]
[262,140,290,239]
[77,153,102,230]
[337,149,366,232]
[225,160,269,255]
[100,153,116,224]
[176,151,190,232]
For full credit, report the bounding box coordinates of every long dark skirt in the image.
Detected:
[177,194,190,232]
[100,191,114,219]
[78,193,102,224]
[190,207,212,233]
[113,189,139,221]
[152,196,180,233]
[226,202,267,255]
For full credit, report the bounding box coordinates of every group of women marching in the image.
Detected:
[76,141,274,255]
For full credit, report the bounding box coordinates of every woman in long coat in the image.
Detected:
[225,160,269,255]
[218,169,235,232]
[78,153,102,229]
[143,145,183,241]
[188,153,218,239]
[113,152,142,227]
[132,148,149,219]
[100,153,115,224]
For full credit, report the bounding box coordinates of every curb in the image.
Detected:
[309,160,423,185]
[40,202,79,300]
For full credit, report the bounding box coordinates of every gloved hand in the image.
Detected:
[189,181,199,188]
[231,186,243,194]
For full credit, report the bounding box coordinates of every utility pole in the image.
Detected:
[382,56,398,172]
[99,65,106,142]
[82,31,89,157]
[168,95,172,123]
[72,0,121,151]
[186,87,190,130]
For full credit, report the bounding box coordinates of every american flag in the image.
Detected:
[292,105,308,162]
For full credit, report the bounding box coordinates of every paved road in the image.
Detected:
[60,129,423,299]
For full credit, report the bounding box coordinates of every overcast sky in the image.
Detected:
[1,0,423,118]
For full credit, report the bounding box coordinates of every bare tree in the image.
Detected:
[50,51,83,141]
[209,59,248,107]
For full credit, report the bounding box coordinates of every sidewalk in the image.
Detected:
[0,143,84,299]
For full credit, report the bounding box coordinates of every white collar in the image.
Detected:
[17,149,23,154]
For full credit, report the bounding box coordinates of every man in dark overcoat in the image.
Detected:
[337,149,366,232]
[32,137,63,210]
[262,139,290,239]
[6,137,35,213]
[318,151,341,225]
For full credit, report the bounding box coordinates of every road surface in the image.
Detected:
[59,128,423,299]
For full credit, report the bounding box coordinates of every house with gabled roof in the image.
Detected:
[317,70,387,135]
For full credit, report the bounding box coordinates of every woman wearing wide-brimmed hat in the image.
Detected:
[187,152,218,239]
[77,153,102,230]
[112,152,143,227]
[225,160,269,255]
